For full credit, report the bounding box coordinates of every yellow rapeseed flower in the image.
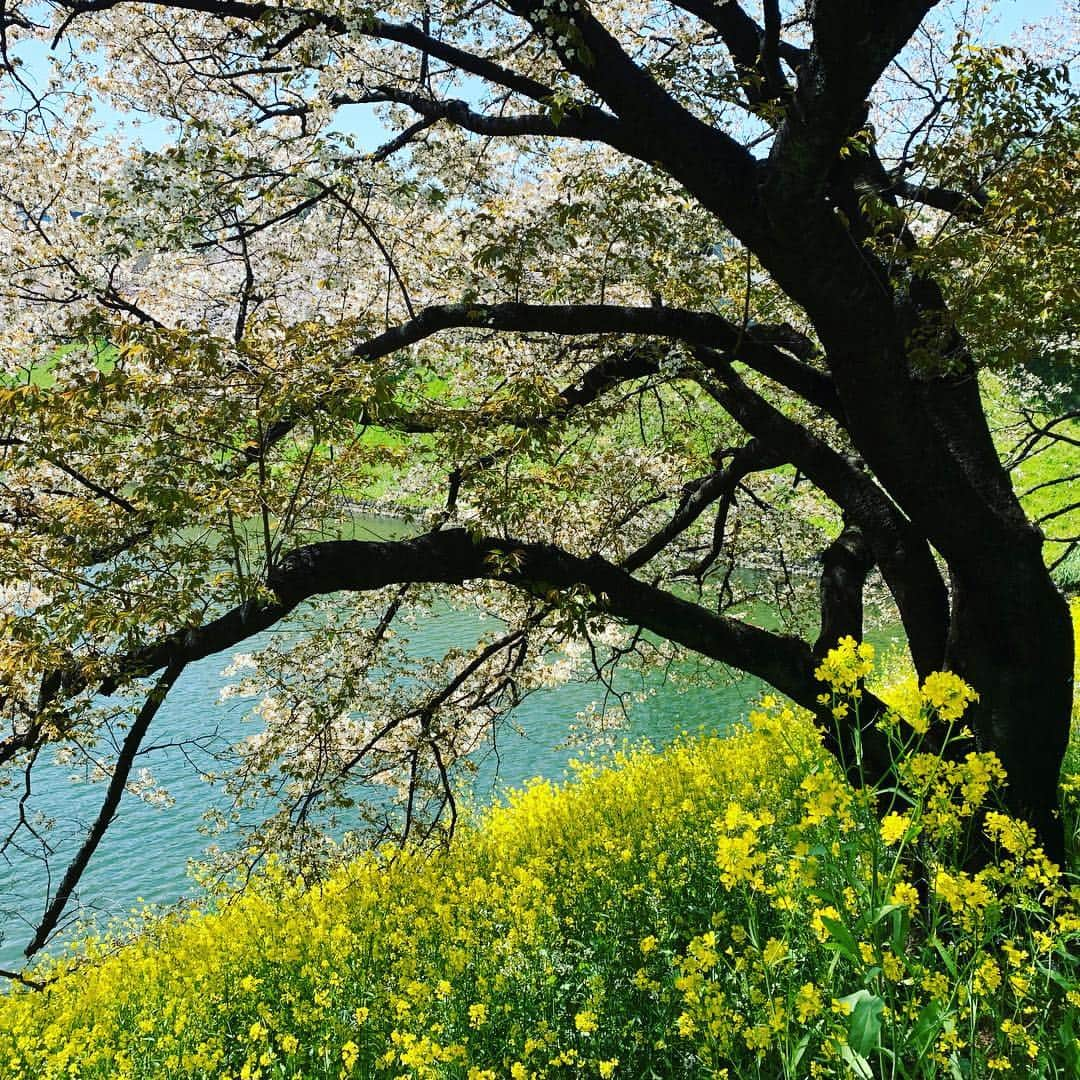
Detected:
[920,670,978,721]
[880,812,911,845]
[889,881,919,914]
[795,983,823,1022]
[813,636,875,692]
[340,1040,359,1070]
[761,938,787,968]
[574,1010,598,1035]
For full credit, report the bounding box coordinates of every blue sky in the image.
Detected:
[994,0,1066,34]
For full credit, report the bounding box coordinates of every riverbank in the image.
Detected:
[2,651,1078,1077]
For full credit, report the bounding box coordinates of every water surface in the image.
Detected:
[0,580,762,971]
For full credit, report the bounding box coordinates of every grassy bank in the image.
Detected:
[2,637,1080,1078]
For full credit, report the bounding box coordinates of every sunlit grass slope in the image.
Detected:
[3,640,1080,1078]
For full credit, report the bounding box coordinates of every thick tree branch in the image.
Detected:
[341,87,628,147]
[75,528,901,804]
[504,0,765,239]
[82,529,826,717]
[770,0,940,196]
[758,0,786,102]
[891,178,988,216]
[52,0,623,142]
[668,0,802,106]
[350,302,839,413]
[813,521,874,659]
[357,16,572,105]
[695,347,948,675]
[811,521,893,790]
[240,301,839,468]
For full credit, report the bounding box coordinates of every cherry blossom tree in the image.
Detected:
[0,0,1076,962]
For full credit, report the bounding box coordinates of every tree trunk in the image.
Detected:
[946,548,1074,866]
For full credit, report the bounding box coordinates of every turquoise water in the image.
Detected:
[0,592,763,972]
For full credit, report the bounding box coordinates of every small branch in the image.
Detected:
[891,178,987,216]
[1019,472,1080,499]
[24,660,186,957]
[622,439,782,573]
[45,454,138,515]
[1036,502,1080,527]
[0,967,48,991]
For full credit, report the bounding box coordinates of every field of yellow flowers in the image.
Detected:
[1,635,1079,1079]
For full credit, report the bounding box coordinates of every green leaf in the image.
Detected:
[788,1032,811,1072]
[1035,959,1075,990]
[870,902,905,924]
[820,915,861,963]
[840,989,885,1056]
[1059,1008,1080,1074]
[839,1043,874,1079]
[911,999,946,1055]
[932,937,958,978]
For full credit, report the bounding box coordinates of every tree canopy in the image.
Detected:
[0,0,1077,965]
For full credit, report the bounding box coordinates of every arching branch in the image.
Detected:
[347,301,839,411]
[72,529,826,714]
[239,301,840,467]
[337,87,629,148]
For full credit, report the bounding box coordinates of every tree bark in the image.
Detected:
[946,547,1074,866]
